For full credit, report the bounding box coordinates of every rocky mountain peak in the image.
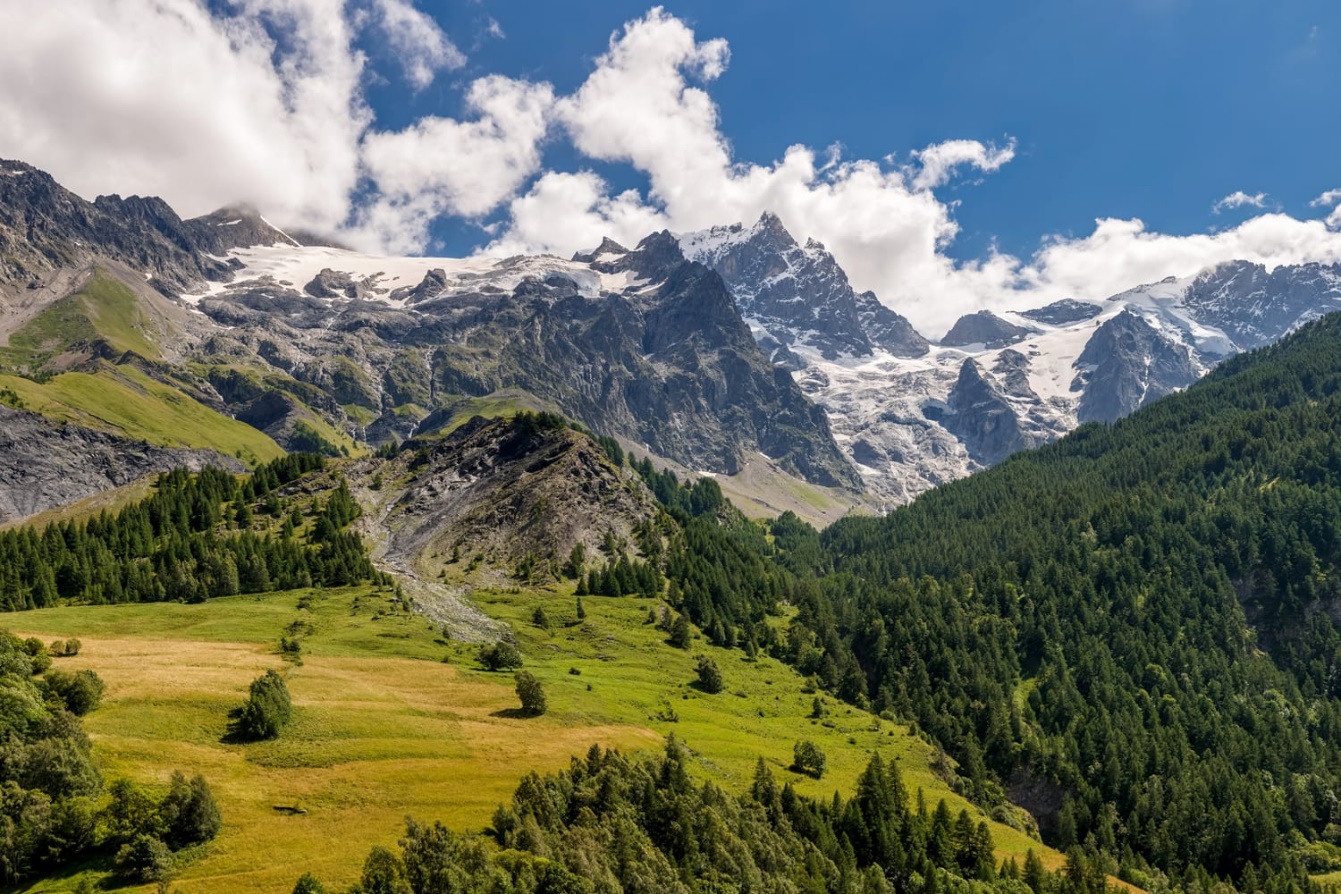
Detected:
[184,205,301,254]
[755,210,797,246]
[679,213,928,361]
[608,230,688,281]
[940,310,1033,349]
[941,358,1036,466]
[1180,259,1341,350]
[0,161,233,295]
[1073,310,1197,423]
[572,236,631,264]
[1018,298,1102,326]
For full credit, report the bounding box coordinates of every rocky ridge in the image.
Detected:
[0,405,244,524]
[0,161,859,500]
[679,213,928,361]
[189,230,857,488]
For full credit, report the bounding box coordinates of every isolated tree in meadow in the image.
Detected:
[237,669,292,740]
[668,614,691,649]
[514,671,547,716]
[792,740,826,779]
[694,655,724,693]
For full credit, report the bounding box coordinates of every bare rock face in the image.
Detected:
[0,407,243,524]
[942,359,1035,466]
[196,229,860,489]
[389,269,448,304]
[182,206,299,254]
[372,416,659,576]
[1019,299,1102,326]
[680,212,929,361]
[304,268,375,300]
[1180,260,1341,351]
[1073,311,1197,424]
[940,311,1034,349]
[0,160,235,296]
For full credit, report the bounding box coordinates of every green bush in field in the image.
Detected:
[237,669,292,740]
[479,641,522,671]
[514,671,546,716]
[42,668,105,716]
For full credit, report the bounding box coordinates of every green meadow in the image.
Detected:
[10,583,1067,893]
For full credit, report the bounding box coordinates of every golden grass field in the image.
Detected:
[10,583,1070,893]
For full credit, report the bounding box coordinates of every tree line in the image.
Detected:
[295,739,1118,894]
[0,453,379,612]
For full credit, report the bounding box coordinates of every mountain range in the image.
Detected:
[681,212,1341,505]
[4,157,1341,518]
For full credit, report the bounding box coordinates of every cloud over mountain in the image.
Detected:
[2,3,1340,332]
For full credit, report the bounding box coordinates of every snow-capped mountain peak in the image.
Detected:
[679,212,929,361]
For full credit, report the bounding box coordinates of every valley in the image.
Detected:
[2,157,1341,894]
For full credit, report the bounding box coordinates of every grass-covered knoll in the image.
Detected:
[8,579,1068,894]
[0,366,282,464]
[426,389,563,438]
[0,273,160,369]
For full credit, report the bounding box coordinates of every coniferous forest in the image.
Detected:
[0,453,378,611]
[794,314,1341,889]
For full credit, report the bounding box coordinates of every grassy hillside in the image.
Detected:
[0,272,161,369]
[11,581,1067,893]
[0,366,283,464]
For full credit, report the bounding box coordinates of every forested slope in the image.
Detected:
[798,313,1341,888]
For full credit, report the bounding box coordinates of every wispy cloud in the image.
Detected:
[373,0,466,90]
[1212,191,1268,214]
[1311,189,1341,208]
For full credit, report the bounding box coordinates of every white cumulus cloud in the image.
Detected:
[907,139,1017,191]
[0,0,369,230]
[3,4,1341,334]
[372,0,466,90]
[359,75,556,253]
[1311,189,1341,207]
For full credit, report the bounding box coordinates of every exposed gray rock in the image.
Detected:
[1018,299,1102,326]
[940,311,1033,349]
[571,237,630,264]
[389,268,448,304]
[1073,310,1197,423]
[304,268,366,300]
[0,159,235,296]
[182,206,299,254]
[196,229,859,489]
[992,349,1040,401]
[0,406,244,524]
[943,359,1034,466]
[1180,260,1341,351]
[680,213,928,360]
[853,290,931,357]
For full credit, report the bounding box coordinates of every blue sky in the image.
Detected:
[401,0,1339,260]
[4,0,1340,331]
